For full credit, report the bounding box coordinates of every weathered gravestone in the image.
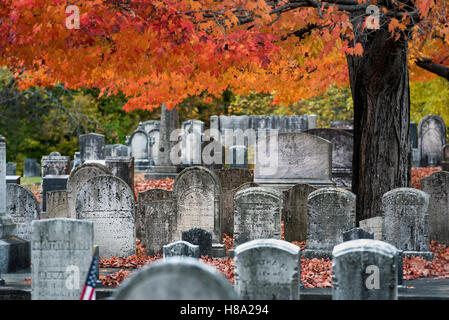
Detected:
[229,145,248,169]
[282,184,317,242]
[182,227,212,257]
[42,175,69,212]
[76,175,136,258]
[106,144,130,157]
[72,152,81,171]
[46,190,68,219]
[442,145,449,172]
[31,219,93,300]
[382,188,433,260]
[129,129,151,170]
[137,188,176,256]
[24,158,40,177]
[359,216,383,240]
[6,162,16,175]
[66,163,112,219]
[234,239,301,300]
[173,166,222,242]
[6,183,40,241]
[343,227,374,242]
[113,257,238,299]
[418,115,446,167]
[105,156,135,192]
[79,133,105,164]
[254,132,334,190]
[163,241,200,259]
[41,152,71,177]
[213,169,254,236]
[421,171,449,245]
[180,120,204,167]
[302,188,356,259]
[233,187,282,246]
[306,128,353,187]
[332,239,399,300]
[201,137,225,170]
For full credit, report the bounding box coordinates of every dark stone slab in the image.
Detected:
[182,227,212,257]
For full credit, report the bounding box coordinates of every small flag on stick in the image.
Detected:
[80,246,99,300]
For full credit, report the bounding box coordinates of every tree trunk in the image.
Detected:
[347,20,411,223]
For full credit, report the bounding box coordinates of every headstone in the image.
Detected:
[201,137,225,170]
[180,120,204,166]
[182,227,212,257]
[410,122,418,149]
[137,189,176,256]
[382,188,433,260]
[332,239,399,300]
[6,175,20,184]
[163,241,200,258]
[148,128,160,166]
[421,171,449,245]
[41,152,71,177]
[306,128,353,187]
[359,216,383,240]
[6,183,40,241]
[6,162,16,175]
[343,227,374,242]
[24,158,40,177]
[112,257,237,299]
[105,156,135,192]
[76,175,136,258]
[254,132,334,190]
[66,163,112,219]
[442,145,449,171]
[42,175,69,212]
[233,187,282,246]
[46,190,68,219]
[234,239,300,300]
[282,184,317,242]
[418,115,446,166]
[173,166,222,242]
[72,152,81,171]
[229,145,248,169]
[129,129,151,170]
[213,169,254,236]
[31,219,94,300]
[106,144,130,157]
[79,133,105,164]
[138,120,160,135]
[302,187,356,259]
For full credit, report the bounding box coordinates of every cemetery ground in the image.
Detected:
[1,169,449,300]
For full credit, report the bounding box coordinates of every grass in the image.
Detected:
[21,177,42,186]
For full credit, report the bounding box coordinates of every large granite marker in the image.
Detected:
[24,158,40,177]
[41,152,71,177]
[31,219,93,300]
[418,115,446,167]
[79,133,105,164]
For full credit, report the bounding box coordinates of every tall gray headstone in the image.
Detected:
[148,128,160,166]
[233,187,282,246]
[6,162,16,175]
[234,239,300,300]
[6,183,40,241]
[31,219,93,300]
[105,156,135,192]
[79,133,105,164]
[24,158,40,177]
[46,190,68,219]
[41,152,71,177]
[173,166,222,242]
[76,175,136,258]
[382,188,433,260]
[282,184,317,242]
[418,115,446,167]
[303,187,356,259]
[137,188,176,256]
[421,171,449,245]
[180,120,204,166]
[332,239,399,300]
[112,257,237,300]
[129,129,151,170]
[442,145,449,171]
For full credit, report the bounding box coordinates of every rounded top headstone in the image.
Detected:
[333,239,398,259]
[235,238,300,256]
[49,151,61,157]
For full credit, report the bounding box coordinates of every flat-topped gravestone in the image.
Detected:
[332,239,399,300]
[182,227,212,257]
[306,128,353,187]
[41,152,71,177]
[234,239,300,300]
[421,171,449,245]
[418,115,446,167]
[106,144,130,157]
[233,187,282,246]
[6,175,20,184]
[66,163,112,219]
[46,190,68,218]
[254,132,334,190]
[24,158,40,177]
[213,169,254,236]
[282,184,317,242]
[442,145,449,171]
[6,162,16,175]
[6,183,40,241]
[229,145,248,168]
[113,257,237,300]
[137,189,176,255]
[76,175,136,258]
[382,188,433,260]
[343,227,374,242]
[31,219,94,300]
[359,216,383,240]
[79,133,105,164]
[42,175,69,212]
[105,157,134,192]
[173,166,222,242]
[303,188,356,259]
[163,241,200,258]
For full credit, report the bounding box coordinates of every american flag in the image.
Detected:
[80,246,99,300]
